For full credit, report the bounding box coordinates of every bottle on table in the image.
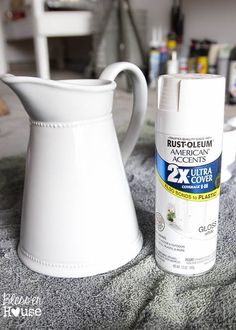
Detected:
[149,28,161,89]
[227,46,236,104]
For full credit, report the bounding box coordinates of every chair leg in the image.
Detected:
[0,38,8,75]
[0,12,8,74]
[34,36,50,79]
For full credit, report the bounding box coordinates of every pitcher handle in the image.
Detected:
[99,62,147,165]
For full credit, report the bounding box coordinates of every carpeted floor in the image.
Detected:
[0,120,236,329]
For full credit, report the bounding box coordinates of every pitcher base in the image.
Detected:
[17,233,143,278]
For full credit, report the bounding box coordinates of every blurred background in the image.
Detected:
[1,0,236,157]
[1,0,236,94]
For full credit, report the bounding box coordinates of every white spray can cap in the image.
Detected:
[157,74,225,135]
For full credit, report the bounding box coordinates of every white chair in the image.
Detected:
[1,0,92,79]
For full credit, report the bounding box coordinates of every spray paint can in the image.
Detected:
[197,41,210,74]
[149,28,161,89]
[218,44,232,79]
[179,45,189,74]
[155,74,225,276]
[208,44,221,74]
[188,40,198,73]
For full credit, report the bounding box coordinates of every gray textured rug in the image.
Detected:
[0,121,236,329]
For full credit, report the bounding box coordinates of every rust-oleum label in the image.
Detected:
[155,133,222,276]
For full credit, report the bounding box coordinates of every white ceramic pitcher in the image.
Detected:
[2,62,147,278]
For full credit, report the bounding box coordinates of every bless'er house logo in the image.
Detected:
[2,293,42,318]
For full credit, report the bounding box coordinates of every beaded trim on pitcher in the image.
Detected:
[30,113,112,128]
[18,230,142,269]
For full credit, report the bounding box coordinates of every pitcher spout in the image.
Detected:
[1,74,116,122]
